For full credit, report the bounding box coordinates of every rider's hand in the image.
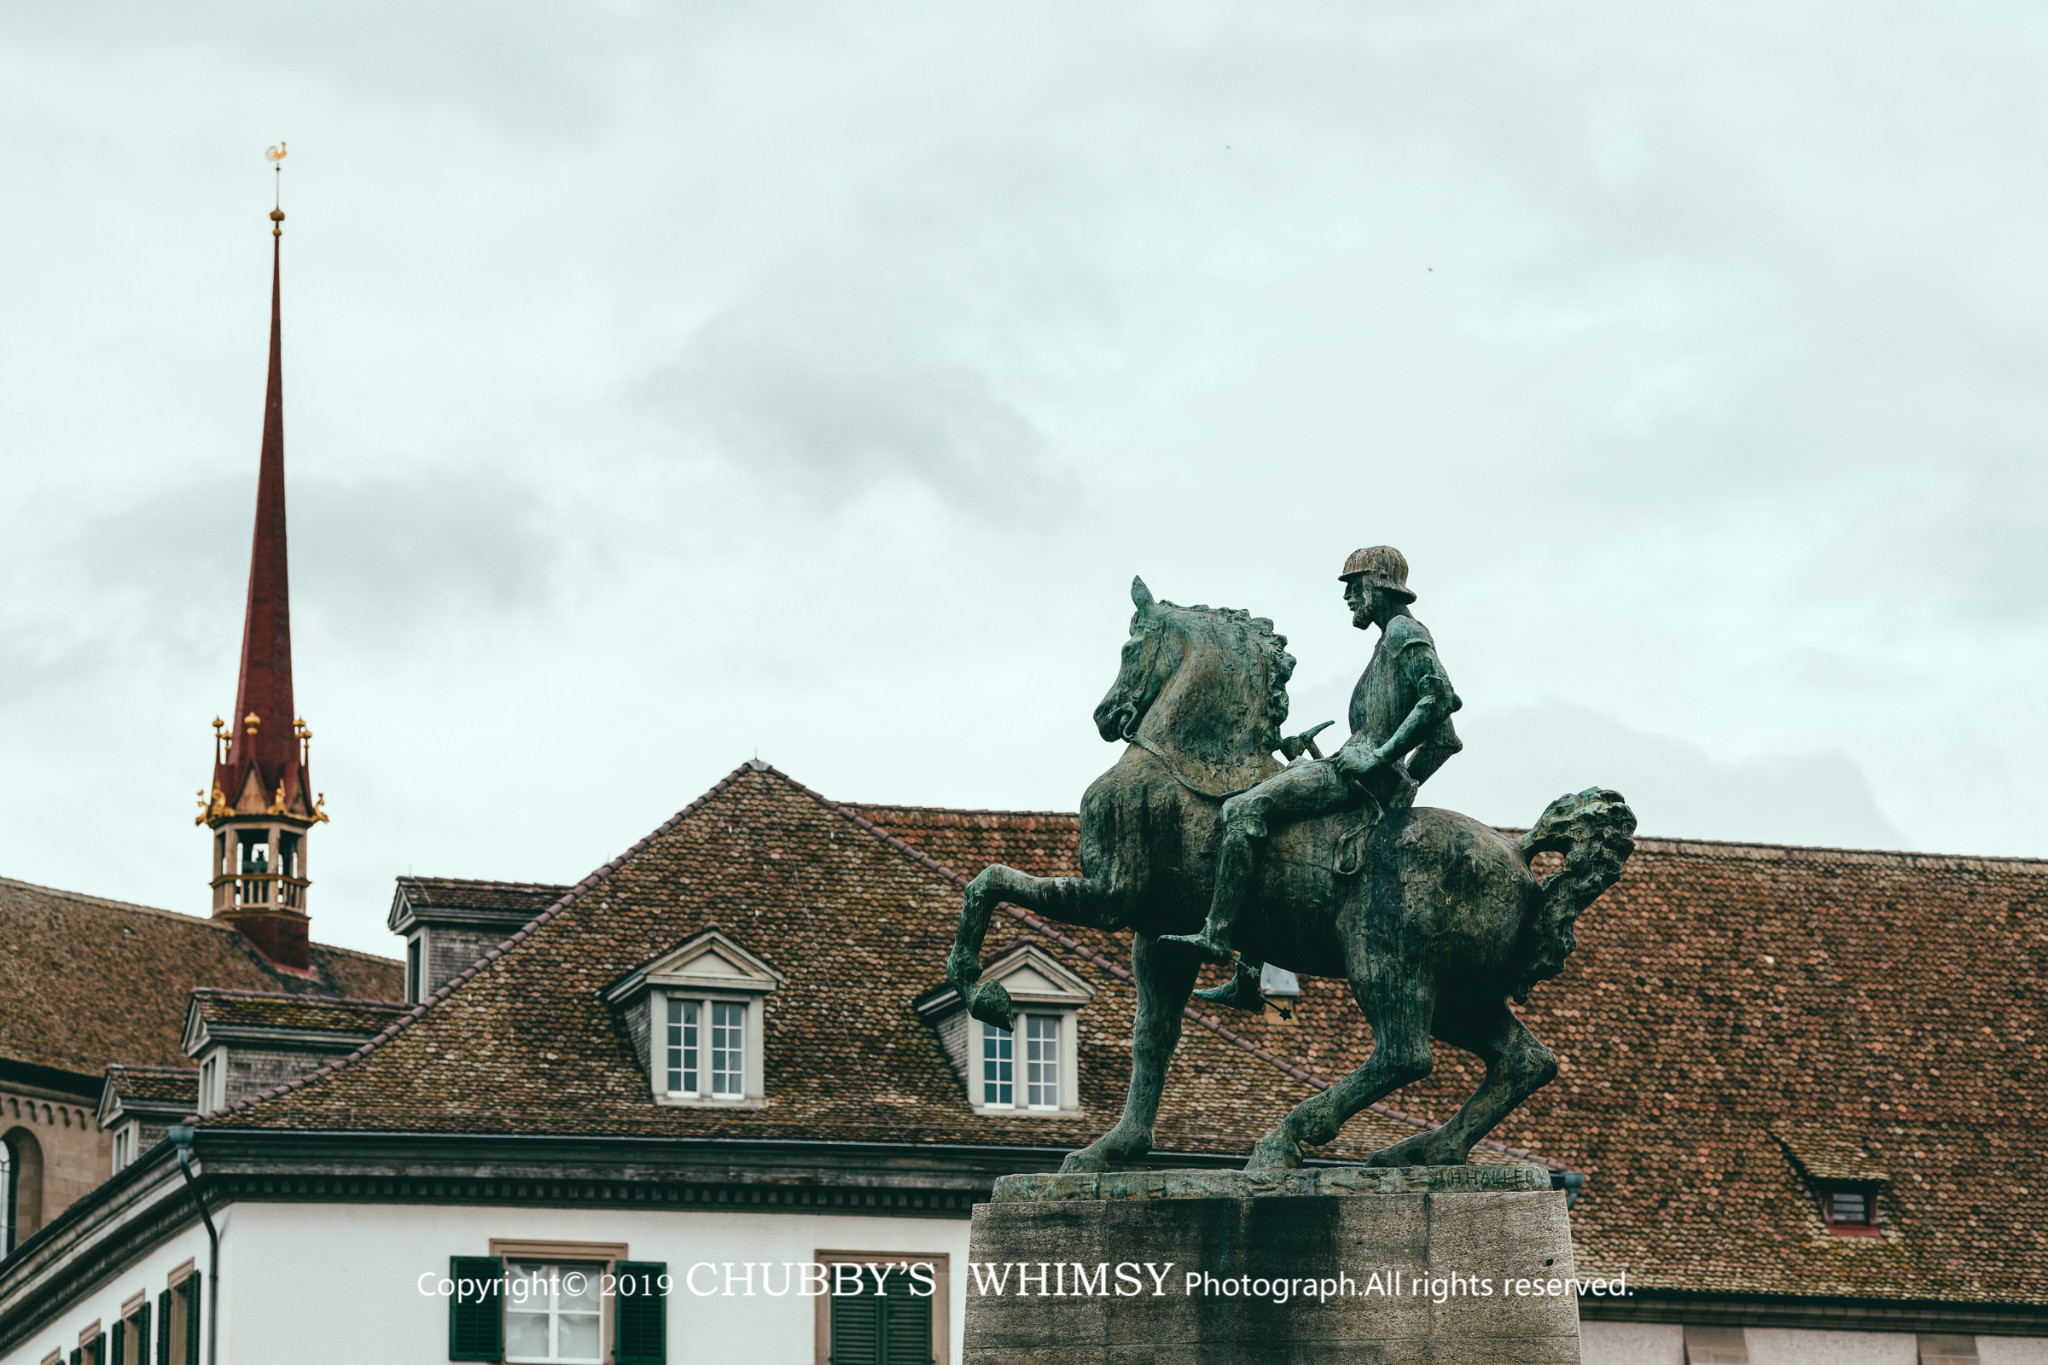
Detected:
[1279,720,1334,761]
[1335,744,1382,780]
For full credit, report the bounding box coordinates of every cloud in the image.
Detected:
[0,462,571,697]
[293,465,571,627]
[1414,700,1910,850]
[632,322,1058,510]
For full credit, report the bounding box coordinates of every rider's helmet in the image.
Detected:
[1338,545,1417,601]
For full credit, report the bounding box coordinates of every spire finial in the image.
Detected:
[265,141,287,236]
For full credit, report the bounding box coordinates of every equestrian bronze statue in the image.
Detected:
[944,548,1636,1172]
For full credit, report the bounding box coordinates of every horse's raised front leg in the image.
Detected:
[1248,966,1435,1169]
[1061,931,1199,1174]
[1368,1003,1557,1167]
[947,864,1124,1032]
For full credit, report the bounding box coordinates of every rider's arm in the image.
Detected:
[1375,651,1460,764]
[1339,634,1462,776]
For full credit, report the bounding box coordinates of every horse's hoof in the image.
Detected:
[1059,1150,1110,1174]
[967,982,1016,1033]
[1157,932,1234,965]
[1246,1133,1304,1170]
[1193,977,1260,1012]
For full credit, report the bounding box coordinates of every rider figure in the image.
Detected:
[1162,546,1464,1003]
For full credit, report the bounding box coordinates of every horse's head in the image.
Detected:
[1093,576,1296,760]
[1094,577,1183,741]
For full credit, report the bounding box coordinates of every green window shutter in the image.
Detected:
[447,1256,503,1362]
[94,1334,108,1365]
[881,1271,934,1365]
[827,1289,880,1365]
[69,1350,80,1365]
[136,1301,152,1365]
[110,1322,124,1365]
[184,1274,202,1365]
[156,1290,171,1364]
[612,1261,667,1365]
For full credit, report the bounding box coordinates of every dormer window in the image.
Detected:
[1774,1126,1887,1240]
[1821,1185,1879,1236]
[980,1021,1013,1105]
[917,945,1093,1116]
[603,929,782,1109]
[110,1124,136,1173]
[664,999,748,1099]
[406,936,425,1004]
[199,1055,222,1113]
[183,990,405,1114]
[979,1015,1063,1110]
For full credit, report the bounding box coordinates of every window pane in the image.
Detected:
[559,1269,599,1314]
[1026,1015,1059,1107]
[1832,1192,1867,1223]
[982,1021,1014,1106]
[506,1311,550,1358]
[712,1002,745,1097]
[558,1312,601,1361]
[667,999,699,1094]
[505,1263,605,1364]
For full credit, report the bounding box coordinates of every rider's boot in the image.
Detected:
[1193,955,1264,1011]
[1159,798,1264,964]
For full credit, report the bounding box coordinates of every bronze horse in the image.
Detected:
[945,578,1635,1171]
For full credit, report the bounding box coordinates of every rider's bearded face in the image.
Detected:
[1343,576,1372,628]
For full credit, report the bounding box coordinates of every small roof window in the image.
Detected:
[1772,1125,1886,1239]
[1820,1185,1880,1237]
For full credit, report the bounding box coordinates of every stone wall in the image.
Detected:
[1,1083,105,1244]
[966,1166,1580,1364]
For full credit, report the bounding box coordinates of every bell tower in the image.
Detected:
[196,183,327,971]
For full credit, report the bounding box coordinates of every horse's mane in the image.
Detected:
[1155,599,1297,732]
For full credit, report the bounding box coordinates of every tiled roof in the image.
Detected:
[188,988,407,1037]
[210,765,1459,1165]
[101,1064,199,1108]
[853,807,2048,1307]
[392,877,570,916]
[0,876,404,1077]
[850,805,1083,880]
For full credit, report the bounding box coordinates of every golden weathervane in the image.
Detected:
[266,141,287,234]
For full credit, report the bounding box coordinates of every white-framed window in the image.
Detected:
[504,1261,604,1365]
[664,998,698,1095]
[664,998,748,1100]
[1,1136,13,1258]
[710,1002,744,1098]
[111,1125,134,1174]
[198,1056,220,1113]
[1025,1014,1060,1108]
[982,1017,1062,1110]
[981,1022,1013,1106]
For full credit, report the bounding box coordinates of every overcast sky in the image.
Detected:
[4,2,2046,957]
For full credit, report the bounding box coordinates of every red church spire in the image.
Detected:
[216,208,302,812]
[198,173,323,973]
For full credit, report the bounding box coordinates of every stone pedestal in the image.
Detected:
[964,1165,1580,1364]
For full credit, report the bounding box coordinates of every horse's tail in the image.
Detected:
[1509,788,1637,1003]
